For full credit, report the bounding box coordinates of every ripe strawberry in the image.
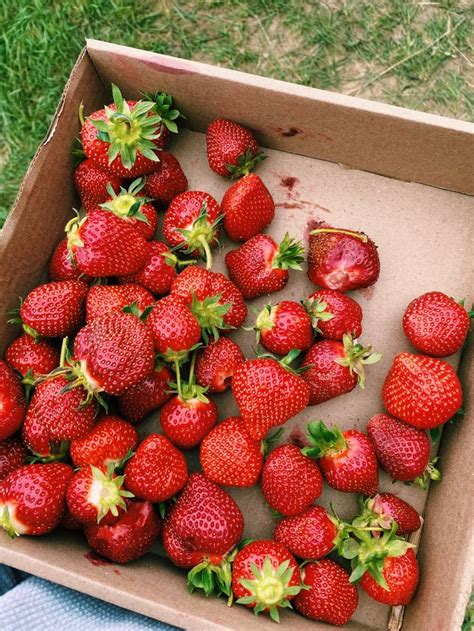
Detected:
[304,289,363,340]
[307,228,380,291]
[382,353,462,429]
[49,239,92,283]
[0,462,73,536]
[225,233,304,300]
[303,421,379,495]
[85,283,154,322]
[59,508,83,531]
[5,334,60,379]
[21,410,68,461]
[17,280,88,338]
[143,151,188,206]
[206,118,263,178]
[66,209,148,277]
[195,337,244,393]
[294,559,359,625]
[0,360,27,442]
[261,444,323,516]
[353,493,421,536]
[163,191,222,269]
[367,413,440,487]
[124,434,188,502]
[70,415,138,469]
[301,334,381,405]
[359,548,419,606]
[403,291,471,357]
[231,539,303,622]
[232,352,310,439]
[0,438,28,481]
[74,158,121,212]
[85,499,160,563]
[119,241,181,296]
[252,301,313,355]
[222,174,274,242]
[200,416,263,487]
[274,506,339,560]
[118,362,172,423]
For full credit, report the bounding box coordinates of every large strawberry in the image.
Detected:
[0,438,28,481]
[74,158,121,212]
[195,337,244,393]
[0,462,73,536]
[225,233,304,299]
[274,506,339,560]
[85,283,154,322]
[304,288,363,341]
[252,301,313,355]
[206,118,263,178]
[352,493,421,536]
[49,239,92,283]
[301,334,381,405]
[0,360,27,442]
[232,351,310,439]
[118,361,172,423]
[222,174,274,242]
[382,353,462,429]
[119,241,182,296]
[403,291,471,357]
[5,334,59,380]
[143,151,188,206]
[307,227,380,291]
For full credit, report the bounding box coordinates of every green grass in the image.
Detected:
[0,0,472,229]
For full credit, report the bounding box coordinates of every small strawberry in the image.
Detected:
[206,118,264,178]
[21,410,68,461]
[124,434,188,502]
[304,289,363,340]
[307,228,380,291]
[119,241,183,296]
[382,353,462,429]
[143,151,188,206]
[195,337,244,393]
[303,421,379,495]
[85,499,160,563]
[5,334,60,380]
[352,493,421,536]
[252,301,313,355]
[49,239,92,283]
[0,438,28,481]
[403,291,471,357]
[301,334,381,405]
[231,539,304,622]
[261,444,323,516]
[118,361,172,423]
[225,233,304,300]
[163,191,222,269]
[85,283,154,322]
[0,360,27,442]
[74,158,121,212]
[294,559,359,626]
[367,413,440,488]
[232,351,310,439]
[200,416,263,487]
[0,462,73,536]
[274,506,339,560]
[222,174,274,242]
[358,548,419,606]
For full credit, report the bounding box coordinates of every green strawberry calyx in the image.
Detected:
[88,464,134,524]
[251,304,276,344]
[100,178,152,224]
[335,333,382,389]
[189,292,232,344]
[0,506,21,538]
[351,495,395,532]
[272,233,305,271]
[225,148,266,179]
[413,456,441,490]
[170,350,209,404]
[302,420,348,459]
[188,547,237,598]
[27,439,70,465]
[8,300,40,341]
[256,348,308,377]
[142,90,183,134]
[302,297,334,333]
[174,203,224,270]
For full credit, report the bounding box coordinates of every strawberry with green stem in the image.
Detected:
[74,158,122,212]
[352,493,421,536]
[49,239,92,283]
[85,284,154,323]
[206,118,265,178]
[250,301,313,356]
[304,288,363,341]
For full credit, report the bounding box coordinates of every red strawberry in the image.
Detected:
[118,362,172,423]
[85,283,154,322]
[143,151,188,206]
[231,539,303,622]
[261,444,323,516]
[301,334,381,405]
[252,301,313,355]
[232,352,310,439]
[49,239,92,283]
[85,499,160,563]
[21,410,68,461]
[0,438,28,481]
[274,506,338,560]
[367,413,440,487]
[66,209,148,277]
[119,241,180,296]
[59,508,82,531]
[124,434,188,502]
[0,360,27,442]
[307,228,380,291]
[0,462,73,536]
[359,548,419,606]
[18,280,88,338]
[5,334,60,379]
[222,174,274,242]
[353,493,421,536]
[382,353,462,429]
[225,233,304,299]
[200,416,263,487]
[304,421,379,495]
[163,191,222,268]
[403,291,471,357]
[294,559,359,625]
[74,158,121,212]
[206,118,263,178]
[195,337,244,393]
[70,415,138,469]
[304,289,363,340]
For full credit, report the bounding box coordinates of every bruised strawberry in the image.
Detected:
[118,362,172,423]
[304,289,363,341]
[222,174,274,242]
[0,361,27,442]
[195,337,244,393]
[353,493,421,536]
[85,283,154,322]
[252,301,313,355]
[274,506,339,560]
[0,438,28,481]
[74,158,121,212]
[119,241,181,296]
[143,151,188,206]
[206,118,263,178]
[5,334,60,380]
[49,239,92,283]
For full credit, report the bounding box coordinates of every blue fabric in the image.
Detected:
[0,564,179,631]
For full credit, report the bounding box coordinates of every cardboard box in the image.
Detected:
[0,39,473,630]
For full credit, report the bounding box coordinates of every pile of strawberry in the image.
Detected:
[0,85,470,626]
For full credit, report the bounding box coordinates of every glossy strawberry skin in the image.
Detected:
[143,152,188,206]
[5,334,60,379]
[261,445,323,516]
[359,549,419,605]
[66,466,125,526]
[119,241,177,295]
[85,283,155,322]
[200,416,263,487]
[0,361,27,442]
[207,118,259,177]
[21,410,57,459]
[274,506,337,560]
[403,291,470,357]
[49,239,92,283]
[124,434,188,502]
[301,341,357,405]
[146,295,201,360]
[0,438,28,481]
[257,301,313,356]
[195,337,245,393]
[160,396,218,449]
[70,416,138,469]
[162,519,221,569]
[295,559,359,625]
[118,364,172,423]
[222,174,275,242]
[307,289,363,340]
[382,353,462,429]
[74,158,122,212]
[371,493,421,535]
[96,197,158,242]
